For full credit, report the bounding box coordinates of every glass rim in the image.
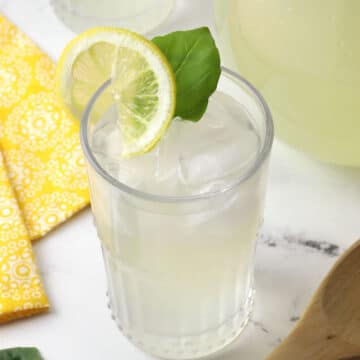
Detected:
[80,67,274,203]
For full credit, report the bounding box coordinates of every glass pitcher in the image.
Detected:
[214,0,360,166]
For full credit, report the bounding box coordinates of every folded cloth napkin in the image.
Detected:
[0,14,89,240]
[0,150,49,322]
[0,14,90,322]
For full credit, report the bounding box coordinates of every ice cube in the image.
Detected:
[91,106,122,158]
[206,91,255,131]
[214,91,255,131]
[91,106,157,189]
[154,118,184,182]
[177,92,260,193]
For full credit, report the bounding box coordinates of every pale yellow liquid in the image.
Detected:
[214,0,360,166]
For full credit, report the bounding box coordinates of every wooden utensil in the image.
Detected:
[266,239,360,360]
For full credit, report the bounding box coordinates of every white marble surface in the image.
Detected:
[1,1,360,359]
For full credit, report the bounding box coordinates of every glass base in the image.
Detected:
[107,291,254,359]
[50,0,174,34]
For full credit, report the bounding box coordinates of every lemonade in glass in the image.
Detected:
[82,71,272,358]
[57,27,273,359]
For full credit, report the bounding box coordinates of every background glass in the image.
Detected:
[214,0,360,166]
[51,0,175,34]
[80,68,273,359]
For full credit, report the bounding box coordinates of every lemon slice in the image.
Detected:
[56,27,176,157]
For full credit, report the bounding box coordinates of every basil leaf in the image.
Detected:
[0,348,43,360]
[152,27,221,121]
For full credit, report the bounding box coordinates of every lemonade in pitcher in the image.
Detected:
[214,0,360,166]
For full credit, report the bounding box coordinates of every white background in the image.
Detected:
[1,1,360,359]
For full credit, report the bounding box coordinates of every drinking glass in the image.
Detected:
[51,0,175,34]
[80,68,273,359]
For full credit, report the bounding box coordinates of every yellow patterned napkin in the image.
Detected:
[0,150,49,323]
[0,14,90,322]
[0,14,89,240]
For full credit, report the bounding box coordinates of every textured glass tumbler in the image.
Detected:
[80,68,273,359]
[51,0,175,34]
